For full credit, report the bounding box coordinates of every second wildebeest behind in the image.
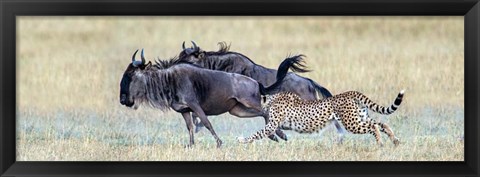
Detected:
[178,41,347,142]
[119,49,308,148]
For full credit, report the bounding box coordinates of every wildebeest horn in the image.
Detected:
[131,49,143,67]
[132,49,139,63]
[140,48,146,64]
[191,41,198,49]
[182,41,186,50]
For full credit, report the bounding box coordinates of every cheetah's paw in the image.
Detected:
[237,137,252,144]
[393,138,400,146]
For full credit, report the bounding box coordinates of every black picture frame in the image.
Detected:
[1,0,478,176]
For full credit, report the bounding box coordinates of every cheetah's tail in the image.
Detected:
[362,89,405,115]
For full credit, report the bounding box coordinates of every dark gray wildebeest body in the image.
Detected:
[119,49,308,148]
[178,41,347,142]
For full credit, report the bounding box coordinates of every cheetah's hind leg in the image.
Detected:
[378,122,400,146]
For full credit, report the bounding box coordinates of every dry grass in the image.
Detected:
[16,16,464,161]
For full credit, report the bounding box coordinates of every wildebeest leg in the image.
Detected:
[188,104,223,148]
[333,120,346,144]
[228,104,286,142]
[181,112,195,147]
[191,113,204,133]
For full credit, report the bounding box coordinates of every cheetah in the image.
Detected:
[237,90,405,146]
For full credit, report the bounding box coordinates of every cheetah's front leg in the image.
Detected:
[237,136,253,143]
[237,125,278,144]
[237,112,283,144]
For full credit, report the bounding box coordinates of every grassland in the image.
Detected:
[17,16,464,161]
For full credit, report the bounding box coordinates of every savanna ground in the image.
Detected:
[17,16,464,161]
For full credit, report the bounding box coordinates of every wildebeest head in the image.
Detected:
[178,41,206,63]
[119,49,151,108]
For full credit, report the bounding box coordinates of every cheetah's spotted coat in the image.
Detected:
[238,90,405,146]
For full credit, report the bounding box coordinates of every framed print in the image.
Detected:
[1,0,479,176]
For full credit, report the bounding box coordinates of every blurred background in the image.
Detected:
[17,16,463,161]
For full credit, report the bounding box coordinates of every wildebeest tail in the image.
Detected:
[259,55,309,95]
[275,54,309,80]
[356,90,405,115]
[307,78,333,98]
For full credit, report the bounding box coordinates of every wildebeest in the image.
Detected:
[119,49,308,147]
[178,41,347,141]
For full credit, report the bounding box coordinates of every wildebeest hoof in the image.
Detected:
[194,126,202,133]
[335,137,344,144]
[184,144,194,148]
[280,135,288,141]
[268,135,279,142]
[194,121,205,133]
[216,140,223,148]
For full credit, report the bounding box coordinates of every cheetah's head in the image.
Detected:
[261,94,275,113]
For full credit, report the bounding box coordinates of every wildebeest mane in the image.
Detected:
[136,69,176,111]
[203,42,258,65]
[152,56,187,70]
[136,57,202,111]
[217,41,231,53]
